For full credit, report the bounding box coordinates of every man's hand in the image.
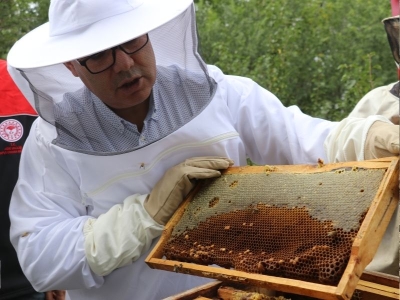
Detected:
[389,114,399,125]
[144,156,234,225]
[365,121,399,160]
[45,290,66,300]
[83,156,233,276]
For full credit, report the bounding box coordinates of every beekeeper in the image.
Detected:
[339,11,399,276]
[7,0,399,299]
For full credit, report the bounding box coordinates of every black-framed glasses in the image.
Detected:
[77,34,149,74]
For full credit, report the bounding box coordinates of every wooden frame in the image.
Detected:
[162,271,399,300]
[146,158,399,300]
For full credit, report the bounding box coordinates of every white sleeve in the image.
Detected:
[348,83,398,119]
[216,71,337,165]
[9,120,161,292]
[323,115,393,162]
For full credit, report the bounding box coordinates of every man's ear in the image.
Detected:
[64,61,79,77]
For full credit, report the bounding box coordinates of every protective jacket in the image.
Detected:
[349,82,399,120]
[10,65,340,300]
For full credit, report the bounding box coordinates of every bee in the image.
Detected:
[257,261,266,273]
[317,158,325,168]
[173,263,183,272]
[327,231,337,237]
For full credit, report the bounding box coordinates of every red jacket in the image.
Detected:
[0,59,39,299]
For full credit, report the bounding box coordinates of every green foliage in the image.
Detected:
[195,0,396,120]
[0,0,50,59]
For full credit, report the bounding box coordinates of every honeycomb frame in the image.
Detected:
[146,158,399,300]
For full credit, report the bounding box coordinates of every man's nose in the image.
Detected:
[113,48,134,72]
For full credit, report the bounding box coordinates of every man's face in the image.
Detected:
[64,37,156,110]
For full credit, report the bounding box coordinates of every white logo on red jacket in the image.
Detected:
[0,119,23,142]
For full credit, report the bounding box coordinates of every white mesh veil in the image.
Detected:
[7,2,216,155]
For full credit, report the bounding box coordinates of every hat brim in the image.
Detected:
[7,0,192,68]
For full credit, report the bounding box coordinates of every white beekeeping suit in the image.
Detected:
[349,83,398,122]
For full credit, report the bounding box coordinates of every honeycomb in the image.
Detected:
[163,168,385,285]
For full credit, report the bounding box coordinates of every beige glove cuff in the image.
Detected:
[324,115,389,162]
[83,194,163,276]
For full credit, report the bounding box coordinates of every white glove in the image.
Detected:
[83,194,162,276]
[364,121,399,160]
[144,156,234,225]
[324,116,398,162]
[83,156,233,276]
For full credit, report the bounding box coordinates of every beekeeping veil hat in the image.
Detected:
[7,0,216,154]
[382,0,399,68]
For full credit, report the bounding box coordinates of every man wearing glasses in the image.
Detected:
[6,0,399,299]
